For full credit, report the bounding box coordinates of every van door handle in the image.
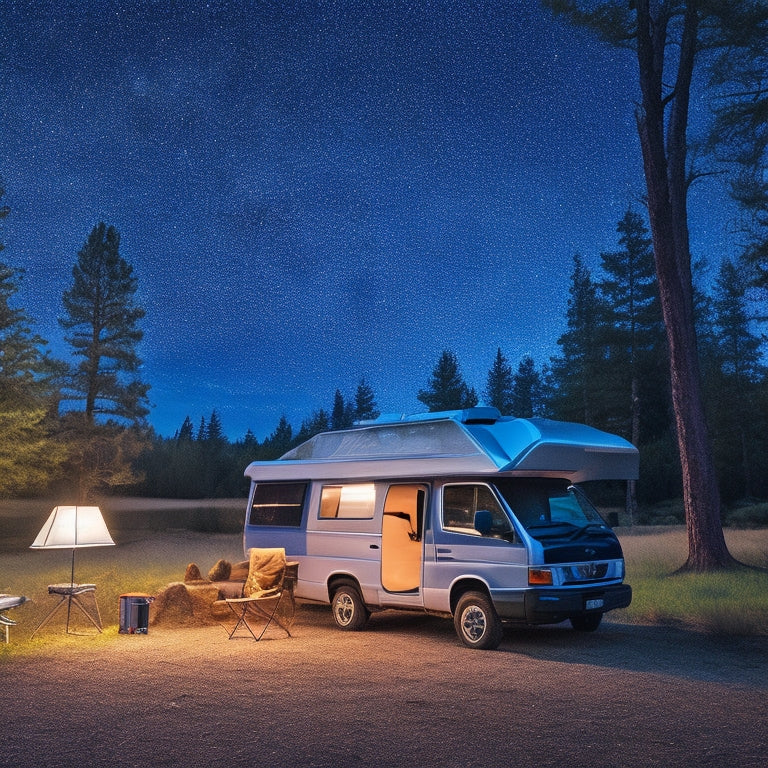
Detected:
[370,544,379,549]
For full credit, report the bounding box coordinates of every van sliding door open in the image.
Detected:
[381,484,427,593]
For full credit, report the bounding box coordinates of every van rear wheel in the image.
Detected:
[331,582,369,631]
[454,591,503,650]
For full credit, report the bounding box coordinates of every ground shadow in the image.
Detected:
[300,605,768,690]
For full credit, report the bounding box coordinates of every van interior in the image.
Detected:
[381,484,426,592]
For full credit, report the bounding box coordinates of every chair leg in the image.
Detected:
[225,593,294,641]
[226,603,259,640]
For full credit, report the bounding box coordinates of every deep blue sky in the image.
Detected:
[1,1,736,440]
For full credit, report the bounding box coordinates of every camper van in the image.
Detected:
[243,407,637,650]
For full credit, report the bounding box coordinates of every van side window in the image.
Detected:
[249,483,307,527]
[319,484,376,519]
[442,484,513,538]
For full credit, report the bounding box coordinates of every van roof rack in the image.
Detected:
[356,407,501,427]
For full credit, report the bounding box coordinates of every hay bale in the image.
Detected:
[150,583,194,626]
[185,583,220,622]
[184,563,206,583]
[207,558,232,581]
[150,582,220,626]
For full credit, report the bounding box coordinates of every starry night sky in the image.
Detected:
[1,1,736,439]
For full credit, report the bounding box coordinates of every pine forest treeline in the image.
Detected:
[2,197,768,516]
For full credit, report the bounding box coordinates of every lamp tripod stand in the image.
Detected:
[31,550,103,637]
[30,506,114,637]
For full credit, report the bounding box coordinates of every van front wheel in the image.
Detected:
[454,591,503,650]
[331,583,369,631]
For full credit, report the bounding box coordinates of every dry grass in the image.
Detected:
[616,526,768,635]
[2,501,767,658]
[1,499,245,657]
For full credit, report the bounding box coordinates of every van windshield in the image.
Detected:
[493,479,609,540]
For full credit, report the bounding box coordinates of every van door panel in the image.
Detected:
[380,484,427,594]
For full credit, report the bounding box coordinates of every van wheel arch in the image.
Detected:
[329,578,370,631]
[449,579,492,615]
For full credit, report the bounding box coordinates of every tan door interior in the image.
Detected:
[381,484,426,592]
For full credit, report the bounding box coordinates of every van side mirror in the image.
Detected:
[474,509,493,536]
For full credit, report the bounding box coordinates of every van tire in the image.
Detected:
[454,591,503,650]
[331,582,369,631]
[570,613,603,632]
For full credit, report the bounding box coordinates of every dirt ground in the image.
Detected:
[1,607,766,768]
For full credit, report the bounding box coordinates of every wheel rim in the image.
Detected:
[460,604,487,643]
[335,593,354,626]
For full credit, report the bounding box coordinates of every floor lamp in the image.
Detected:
[30,506,115,635]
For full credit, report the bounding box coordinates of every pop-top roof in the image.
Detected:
[244,408,639,483]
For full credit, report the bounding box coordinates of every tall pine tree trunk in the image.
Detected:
[635,0,734,570]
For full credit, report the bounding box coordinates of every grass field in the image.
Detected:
[1,499,767,657]
[617,525,768,635]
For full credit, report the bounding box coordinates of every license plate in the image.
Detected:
[586,598,604,610]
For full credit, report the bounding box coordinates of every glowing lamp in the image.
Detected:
[30,506,115,635]
[31,505,115,579]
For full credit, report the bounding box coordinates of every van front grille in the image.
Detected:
[562,563,609,583]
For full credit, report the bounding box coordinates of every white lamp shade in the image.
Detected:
[30,506,115,549]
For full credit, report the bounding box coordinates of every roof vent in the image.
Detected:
[460,407,501,424]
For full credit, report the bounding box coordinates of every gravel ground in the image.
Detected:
[2,606,766,768]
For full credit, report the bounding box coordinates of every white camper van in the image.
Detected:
[243,408,637,649]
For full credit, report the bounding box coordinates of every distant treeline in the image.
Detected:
[3,201,768,522]
[130,214,768,522]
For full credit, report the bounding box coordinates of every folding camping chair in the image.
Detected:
[223,548,298,640]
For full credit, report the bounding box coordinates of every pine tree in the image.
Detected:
[417,350,478,412]
[353,378,379,421]
[598,210,668,521]
[59,222,149,425]
[331,389,352,430]
[242,428,258,449]
[0,262,54,402]
[296,409,330,443]
[177,415,195,443]
[709,258,766,500]
[484,348,514,414]
[549,255,606,426]
[707,10,768,292]
[545,0,756,571]
[598,211,666,432]
[510,355,543,418]
[56,224,151,498]
[0,185,66,495]
[206,409,226,445]
[262,415,293,458]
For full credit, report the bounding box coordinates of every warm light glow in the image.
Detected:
[338,484,376,518]
[339,484,376,505]
[30,506,115,549]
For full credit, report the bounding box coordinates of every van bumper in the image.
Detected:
[492,583,632,624]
